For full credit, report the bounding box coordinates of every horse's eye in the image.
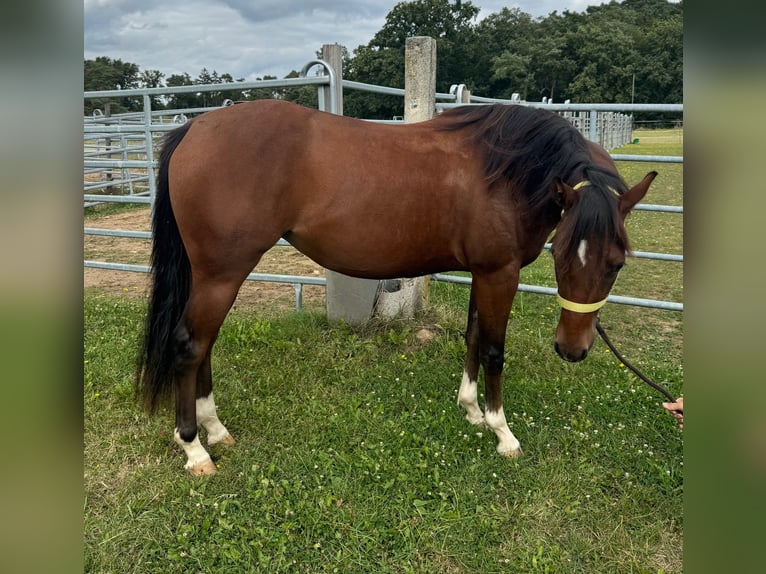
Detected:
[611,262,624,274]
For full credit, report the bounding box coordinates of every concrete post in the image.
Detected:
[403,36,437,123]
[372,36,437,319]
[320,43,343,116]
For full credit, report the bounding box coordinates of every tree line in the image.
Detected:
[84,0,682,121]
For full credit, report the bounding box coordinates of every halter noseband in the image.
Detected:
[556,294,608,314]
[555,179,612,314]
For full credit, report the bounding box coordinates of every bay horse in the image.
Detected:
[136,100,655,475]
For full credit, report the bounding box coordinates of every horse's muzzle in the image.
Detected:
[554,314,596,362]
[554,341,589,362]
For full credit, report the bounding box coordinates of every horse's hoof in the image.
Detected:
[209,433,236,447]
[219,434,236,447]
[498,446,523,458]
[187,459,217,476]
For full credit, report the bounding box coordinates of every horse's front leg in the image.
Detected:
[458,287,485,427]
[481,352,522,457]
[473,271,522,457]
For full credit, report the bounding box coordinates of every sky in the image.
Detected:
[84,0,611,82]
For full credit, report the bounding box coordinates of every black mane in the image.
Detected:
[435,104,631,265]
[436,104,626,208]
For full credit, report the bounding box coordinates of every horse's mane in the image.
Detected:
[435,104,631,266]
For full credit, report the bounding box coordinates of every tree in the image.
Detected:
[165,73,198,111]
[568,18,639,102]
[491,51,531,99]
[344,0,480,119]
[469,8,535,97]
[524,14,577,102]
[83,57,141,115]
[344,44,406,119]
[633,15,683,103]
[192,69,249,107]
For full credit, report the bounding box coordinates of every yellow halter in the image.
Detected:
[556,294,608,314]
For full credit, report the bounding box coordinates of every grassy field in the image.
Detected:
[84,129,683,573]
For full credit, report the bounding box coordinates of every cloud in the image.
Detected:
[83,1,629,81]
[220,0,383,23]
[83,0,391,79]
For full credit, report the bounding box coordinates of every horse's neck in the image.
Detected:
[519,201,560,267]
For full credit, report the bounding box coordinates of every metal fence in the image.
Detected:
[84,57,683,313]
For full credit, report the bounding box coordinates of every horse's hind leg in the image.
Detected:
[195,347,236,447]
[173,275,243,475]
[458,288,485,426]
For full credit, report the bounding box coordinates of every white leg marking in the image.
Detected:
[485,407,521,456]
[457,370,485,426]
[174,428,214,471]
[577,239,588,267]
[196,392,234,446]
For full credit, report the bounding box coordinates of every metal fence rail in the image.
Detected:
[430,273,683,312]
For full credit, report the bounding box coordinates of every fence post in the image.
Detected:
[321,43,343,115]
[104,102,115,194]
[371,36,436,320]
[589,109,598,143]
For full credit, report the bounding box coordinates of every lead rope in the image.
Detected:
[595,318,679,407]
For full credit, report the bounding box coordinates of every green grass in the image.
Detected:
[85,297,682,573]
[84,130,682,572]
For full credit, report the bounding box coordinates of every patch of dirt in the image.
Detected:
[84,207,326,311]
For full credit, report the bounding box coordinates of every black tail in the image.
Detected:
[136,122,193,412]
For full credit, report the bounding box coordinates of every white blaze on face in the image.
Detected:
[577,239,588,267]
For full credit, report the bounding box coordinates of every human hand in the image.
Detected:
[662,397,683,429]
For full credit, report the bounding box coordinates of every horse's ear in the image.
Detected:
[553,178,580,211]
[620,171,657,216]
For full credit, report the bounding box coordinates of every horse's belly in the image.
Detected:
[283,230,463,279]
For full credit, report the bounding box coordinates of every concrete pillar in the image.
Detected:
[320,43,343,115]
[404,36,437,123]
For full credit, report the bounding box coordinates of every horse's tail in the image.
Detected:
[136,121,193,413]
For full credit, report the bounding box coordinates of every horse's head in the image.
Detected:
[550,171,657,362]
